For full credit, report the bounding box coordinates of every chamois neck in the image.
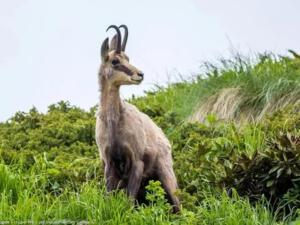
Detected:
[98,68,123,149]
[99,78,122,123]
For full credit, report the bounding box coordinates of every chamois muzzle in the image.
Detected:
[131,71,144,83]
[137,72,144,79]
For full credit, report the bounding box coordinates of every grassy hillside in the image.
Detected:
[131,53,300,122]
[0,53,299,224]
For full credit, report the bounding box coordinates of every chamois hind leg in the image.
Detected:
[126,160,144,199]
[104,163,121,192]
[157,161,180,213]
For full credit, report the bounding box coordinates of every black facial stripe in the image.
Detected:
[114,64,133,76]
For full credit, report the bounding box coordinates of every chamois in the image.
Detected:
[95,25,180,213]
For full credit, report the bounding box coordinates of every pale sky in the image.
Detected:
[0,0,299,121]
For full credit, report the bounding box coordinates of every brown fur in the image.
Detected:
[95,25,180,213]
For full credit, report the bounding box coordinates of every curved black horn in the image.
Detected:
[106,25,122,54]
[119,24,128,51]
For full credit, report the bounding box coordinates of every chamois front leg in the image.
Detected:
[104,163,121,192]
[126,160,144,199]
[157,160,181,213]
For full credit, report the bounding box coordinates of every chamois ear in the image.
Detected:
[101,37,109,62]
[109,34,119,52]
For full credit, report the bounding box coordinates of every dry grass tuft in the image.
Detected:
[189,88,300,123]
[188,88,242,122]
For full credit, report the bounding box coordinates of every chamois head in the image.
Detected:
[100,25,144,87]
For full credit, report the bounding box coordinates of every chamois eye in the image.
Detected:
[111,59,120,65]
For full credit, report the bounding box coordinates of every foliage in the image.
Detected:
[196,190,278,225]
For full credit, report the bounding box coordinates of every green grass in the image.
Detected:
[0,164,279,224]
[197,191,279,225]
